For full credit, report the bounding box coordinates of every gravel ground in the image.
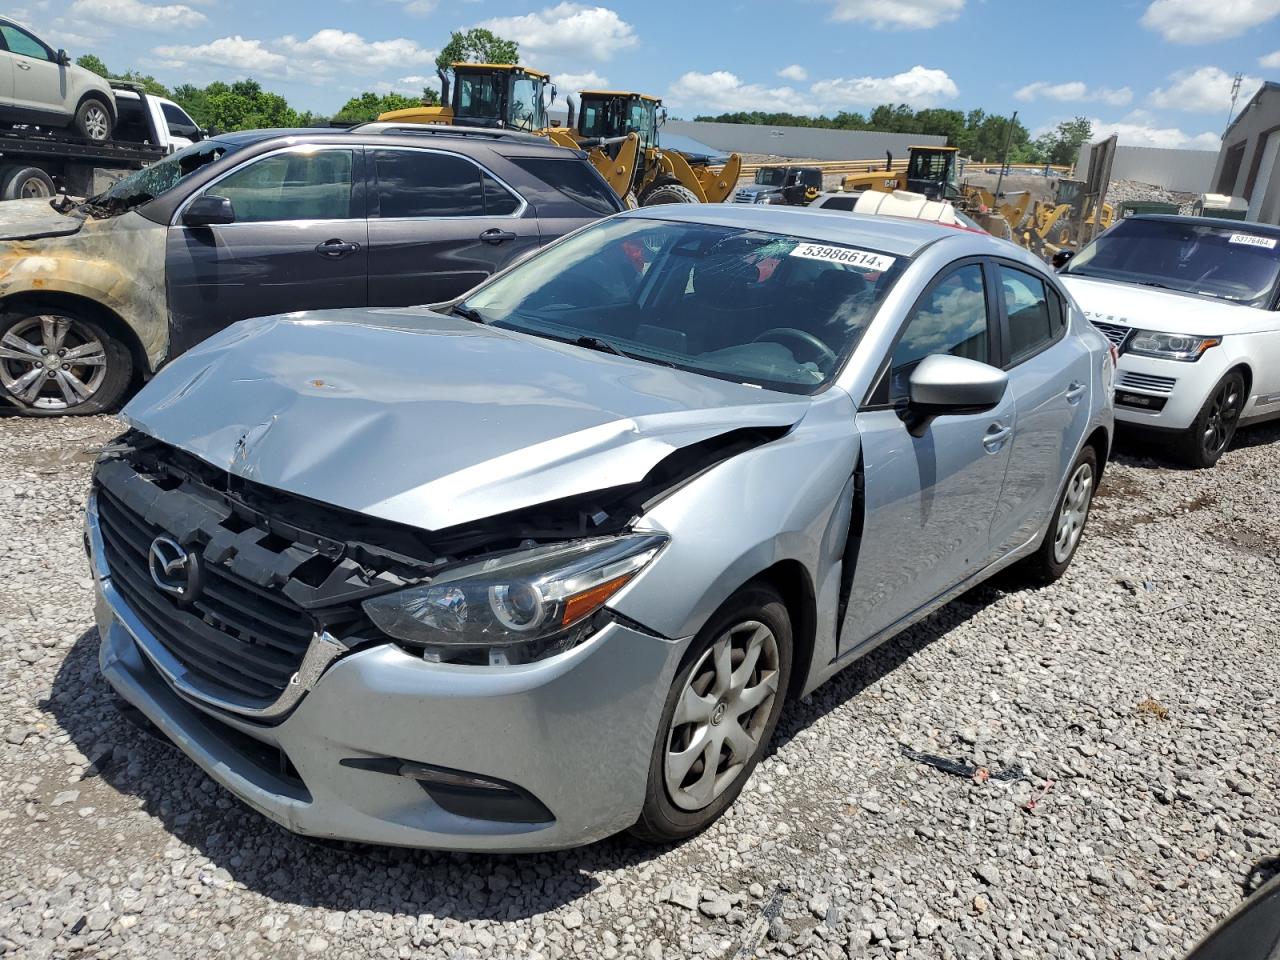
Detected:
[0,413,1277,960]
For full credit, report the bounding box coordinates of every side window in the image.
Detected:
[206,150,355,223]
[888,263,990,400]
[1,25,50,60]
[161,103,194,127]
[819,196,856,212]
[482,173,521,216]
[1048,287,1068,335]
[508,157,622,216]
[373,149,484,218]
[999,265,1056,363]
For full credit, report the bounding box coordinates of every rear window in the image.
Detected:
[508,157,622,216]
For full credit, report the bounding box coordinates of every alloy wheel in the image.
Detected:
[664,620,780,811]
[1053,461,1094,565]
[1202,378,1242,458]
[0,316,108,411]
[84,106,109,141]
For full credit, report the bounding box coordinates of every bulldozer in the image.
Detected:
[377,65,741,206]
[841,145,961,201]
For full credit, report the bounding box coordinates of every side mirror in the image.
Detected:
[182,195,235,227]
[58,49,71,66]
[903,354,1008,435]
[1051,250,1074,270]
[659,107,668,126]
[549,84,558,105]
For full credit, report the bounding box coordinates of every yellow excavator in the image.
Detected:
[378,64,741,206]
[841,145,962,201]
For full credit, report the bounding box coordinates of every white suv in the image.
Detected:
[0,17,116,141]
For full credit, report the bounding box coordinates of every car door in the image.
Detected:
[988,261,1092,555]
[165,145,368,358]
[0,24,63,119]
[840,259,1015,651]
[366,147,540,306]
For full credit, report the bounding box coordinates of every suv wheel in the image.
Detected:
[0,166,55,201]
[75,99,113,142]
[1175,370,1245,469]
[0,309,132,416]
[630,582,792,844]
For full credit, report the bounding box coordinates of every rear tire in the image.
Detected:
[0,166,55,201]
[640,181,700,206]
[630,582,792,844]
[74,98,113,142]
[1020,444,1098,585]
[0,308,132,416]
[1173,369,1245,469]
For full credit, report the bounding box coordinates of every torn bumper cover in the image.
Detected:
[89,493,690,850]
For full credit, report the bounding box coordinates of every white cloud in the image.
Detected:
[778,64,808,82]
[68,0,206,30]
[1015,80,1132,107]
[554,71,609,94]
[277,29,437,74]
[1085,116,1220,150]
[668,65,958,115]
[154,35,286,74]
[1151,66,1263,113]
[1262,50,1280,68]
[1141,0,1280,43]
[825,0,964,29]
[400,0,435,14]
[479,4,637,63]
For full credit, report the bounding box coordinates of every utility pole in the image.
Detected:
[1225,72,1243,137]
[992,110,1017,205]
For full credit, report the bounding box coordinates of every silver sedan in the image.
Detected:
[89,206,1114,850]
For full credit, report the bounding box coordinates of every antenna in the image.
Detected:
[1225,72,1243,136]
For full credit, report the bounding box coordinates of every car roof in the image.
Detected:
[1123,214,1280,237]
[209,127,580,158]
[622,204,997,257]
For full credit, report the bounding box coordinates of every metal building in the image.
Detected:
[1212,81,1280,224]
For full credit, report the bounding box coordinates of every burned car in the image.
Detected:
[0,126,620,415]
[88,206,1112,850]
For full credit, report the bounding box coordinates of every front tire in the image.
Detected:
[640,181,700,206]
[630,582,792,844]
[0,309,132,416]
[1020,444,1098,585]
[0,166,55,201]
[1174,369,1245,469]
[74,98,113,142]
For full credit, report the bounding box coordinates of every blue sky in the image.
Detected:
[14,0,1280,149]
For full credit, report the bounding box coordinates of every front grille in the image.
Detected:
[1118,371,1177,394]
[733,190,757,204]
[91,441,420,711]
[1091,320,1131,349]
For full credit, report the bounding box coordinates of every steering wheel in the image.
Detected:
[752,327,838,367]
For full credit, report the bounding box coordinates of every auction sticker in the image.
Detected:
[790,243,896,271]
[1228,233,1277,249]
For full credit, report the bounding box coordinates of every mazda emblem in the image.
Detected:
[149,536,195,599]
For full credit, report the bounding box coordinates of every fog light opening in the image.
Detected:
[340,756,554,825]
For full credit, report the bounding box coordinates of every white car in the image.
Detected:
[1059,215,1280,467]
[0,16,116,141]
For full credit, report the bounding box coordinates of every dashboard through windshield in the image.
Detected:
[1064,218,1280,308]
[458,217,908,394]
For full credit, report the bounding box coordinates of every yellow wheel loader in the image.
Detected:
[379,63,553,132]
[841,145,961,201]
[564,91,741,206]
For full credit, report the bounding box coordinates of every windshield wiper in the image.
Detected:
[452,304,486,324]
[1136,280,1177,291]
[573,335,677,367]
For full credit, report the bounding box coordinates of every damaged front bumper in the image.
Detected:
[89,496,690,851]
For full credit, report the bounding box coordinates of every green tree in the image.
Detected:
[76,53,109,77]
[435,28,518,72]
[202,79,299,132]
[171,83,212,127]
[1033,117,1093,166]
[332,90,437,123]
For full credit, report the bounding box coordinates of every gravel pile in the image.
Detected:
[1105,180,1200,215]
[0,413,1277,960]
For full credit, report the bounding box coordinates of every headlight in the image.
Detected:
[362,534,666,664]
[1127,331,1221,362]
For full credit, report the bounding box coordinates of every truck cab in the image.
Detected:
[733,165,823,205]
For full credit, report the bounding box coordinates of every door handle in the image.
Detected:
[982,423,1013,453]
[1065,381,1086,405]
[16,62,31,71]
[480,228,517,244]
[315,238,360,258]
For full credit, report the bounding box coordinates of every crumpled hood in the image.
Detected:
[1062,275,1280,337]
[123,309,812,531]
[0,198,86,240]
